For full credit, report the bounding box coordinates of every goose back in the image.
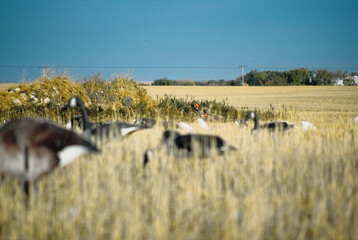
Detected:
[67,96,156,142]
[0,119,99,193]
[245,111,295,132]
[144,130,237,167]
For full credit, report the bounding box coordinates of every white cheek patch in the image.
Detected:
[120,126,140,136]
[66,122,72,129]
[69,98,77,107]
[147,150,153,159]
[58,145,90,168]
[219,146,226,152]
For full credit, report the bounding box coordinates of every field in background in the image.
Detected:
[1,84,358,240]
[143,85,358,113]
[0,83,16,92]
[2,83,358,114]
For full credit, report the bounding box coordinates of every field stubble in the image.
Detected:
[0,85,358,240]
[144,86,358,115]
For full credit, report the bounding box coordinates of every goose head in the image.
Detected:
[162,130,180,143]
[245,111,256,121]
[143,149,154,167]
[68,96,83,108]
[61,96,83,111]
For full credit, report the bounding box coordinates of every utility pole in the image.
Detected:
[240,65,247,86]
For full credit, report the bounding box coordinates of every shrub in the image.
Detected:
[0,71,156,123]
[2,72,280,124]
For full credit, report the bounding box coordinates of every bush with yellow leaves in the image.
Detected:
[0,71,156,123]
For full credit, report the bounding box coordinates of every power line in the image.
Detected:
[0,65,240,69]
[0,65,358,69]
[247,66,358,70]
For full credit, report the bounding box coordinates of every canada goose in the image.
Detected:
[65,114,84,130]
[132,118,157,128]
[245,111,295,133]
[66,96,156,142]
[0,119,100,195]
[143,130,237,167]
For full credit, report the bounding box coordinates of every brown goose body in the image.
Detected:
[0,119,99,194]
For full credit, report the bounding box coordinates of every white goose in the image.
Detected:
[301,121,317,131]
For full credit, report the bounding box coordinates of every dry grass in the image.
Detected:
[1,85,358,240]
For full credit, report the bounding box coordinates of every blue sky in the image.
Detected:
[1,0,357,82]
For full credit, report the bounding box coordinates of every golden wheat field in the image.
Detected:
[1,85,358,240]
[144,85,358,114]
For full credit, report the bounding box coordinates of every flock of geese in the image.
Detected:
[0,96,317,196]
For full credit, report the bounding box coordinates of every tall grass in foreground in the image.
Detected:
[0,113,357,240]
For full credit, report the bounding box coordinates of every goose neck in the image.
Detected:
[253,115,260,130]
[77,101,91,131]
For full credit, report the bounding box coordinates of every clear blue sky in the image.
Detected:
[1,0,357,82]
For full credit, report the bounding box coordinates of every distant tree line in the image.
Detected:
[152,78,195,86]
[245,69,356,86]
[152,69,358,86]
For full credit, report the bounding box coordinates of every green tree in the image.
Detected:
[174,80,195,86]
[314,70,335,85]
[272,75,287,86]
[246,70,261,85]
[287,68,310,85]
[153,77,174,86]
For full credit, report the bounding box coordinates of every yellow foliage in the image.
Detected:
[0,74,88,111]
[0,72,156,121]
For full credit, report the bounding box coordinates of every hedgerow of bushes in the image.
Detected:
[0,72,156,122]
[0,72,288,124]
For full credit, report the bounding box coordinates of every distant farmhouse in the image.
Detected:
[136,81,153,86]
[353,76,358,85]
[332,75,358,86]
[332,78,344,86]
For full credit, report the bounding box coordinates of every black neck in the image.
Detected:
[76,98,91,131]
[253,115,260,130]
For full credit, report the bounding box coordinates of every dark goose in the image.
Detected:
[245,111,295,133]
[66,96,155,142]
[143,130,237,167]
[0,119,100,195]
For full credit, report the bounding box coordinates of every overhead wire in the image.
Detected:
[0,65,358,69]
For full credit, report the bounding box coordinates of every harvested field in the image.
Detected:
[144,85,358,114]
[0,83,16,92]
